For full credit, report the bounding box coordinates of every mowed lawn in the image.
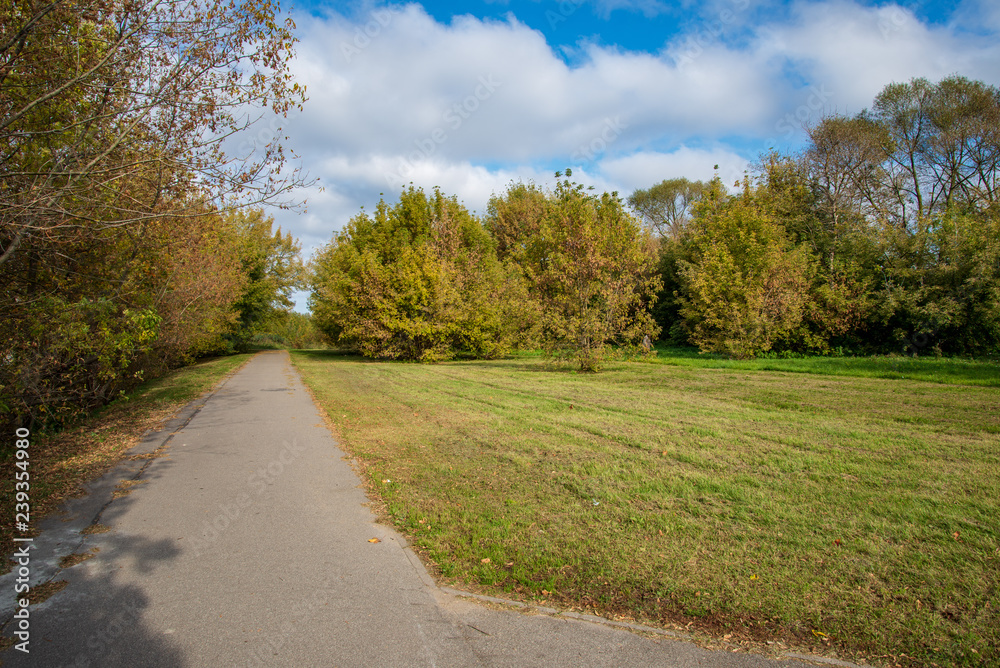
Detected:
[291,351,999,667]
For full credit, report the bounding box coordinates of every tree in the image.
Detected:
[754,154,875,348]
[0,0,306,269]
[310,187,531,361]
[487,174,661,370]
[798,75,1000,354]
[224,209,304,352]
[870,210,1000,356]
[258,312,328,350]
[127,204,246,366]
[0,0,308,431]
[804,116,891,249]
[646,76,1000,357]
[805,76,1000,232]
[0,203,249,429]
[627,177,706,238]
[677,178,816,358]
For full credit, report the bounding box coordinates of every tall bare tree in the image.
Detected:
[806,76,1000,232]
[627,177,706,239]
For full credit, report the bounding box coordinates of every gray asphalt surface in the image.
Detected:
[2,351,848,667]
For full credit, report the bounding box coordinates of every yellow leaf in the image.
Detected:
[368,537,381,543]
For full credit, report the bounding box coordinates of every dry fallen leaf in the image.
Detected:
[368,538,381,543]
[481,557,491,564]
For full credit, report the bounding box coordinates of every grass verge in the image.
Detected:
[644,347,1000,387]
[291,349,999,668]
[2,354,252,560]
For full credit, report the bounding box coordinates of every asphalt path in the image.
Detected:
[2,351,846,667]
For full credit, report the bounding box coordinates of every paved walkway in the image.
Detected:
[2,351,838,667]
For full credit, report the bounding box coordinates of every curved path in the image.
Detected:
[2,351,842,667]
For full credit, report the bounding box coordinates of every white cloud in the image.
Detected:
[755,1,1000,115]
[286,3,782,167]
[600,147,751,191]
[950,0,1000,34]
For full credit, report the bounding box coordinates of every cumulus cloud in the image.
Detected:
[601,147,751,191]
[285,4,790,166]
[755,1,1000,115]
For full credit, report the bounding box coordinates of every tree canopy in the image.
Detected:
[1,0,309,431]
[487,174,661,370]
[651,75,1000,358]
[310,187,531,362]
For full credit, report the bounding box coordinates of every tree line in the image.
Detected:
[646,75,1000,358]
[309,176,660,370]
[1,0,308,433]
[311,75,999,364]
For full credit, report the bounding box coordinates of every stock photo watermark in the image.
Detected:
[341,8,396,63]
[247,579,336,665]
[237,115,282,158]
[64,601,145,667]
[545,0,585,29]
[571,116,628,170]
[187,439,307,557]
[384,74,502,189]
[764,83,835,148]
[10,427,32,653]
[673,0,752,69]
[877,1,923,40]
[903,325,940,357]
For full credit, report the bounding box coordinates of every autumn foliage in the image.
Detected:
[486,176,661,370]
[1,0,308,432]
[310,177,661,370]
[310,187,532,362]
[647,76,1000,358]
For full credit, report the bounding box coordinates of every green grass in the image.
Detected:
[643,346,1000,387]
[118,354,253,406]
[291,349,1000,667]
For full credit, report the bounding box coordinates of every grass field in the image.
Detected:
[2,354,252,560]
[292,350,999,667]
[645,347,1000,387]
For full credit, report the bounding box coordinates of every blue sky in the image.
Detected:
[264,0,1000,310]
[324,0,970,56]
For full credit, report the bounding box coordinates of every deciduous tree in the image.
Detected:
[677,178,816,358]
[487,174,661,370]
[627,177,706,239]
[311,187,530,361]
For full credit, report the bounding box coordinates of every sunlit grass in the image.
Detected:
[293,349,1000,667]
[643,346,1000,387]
